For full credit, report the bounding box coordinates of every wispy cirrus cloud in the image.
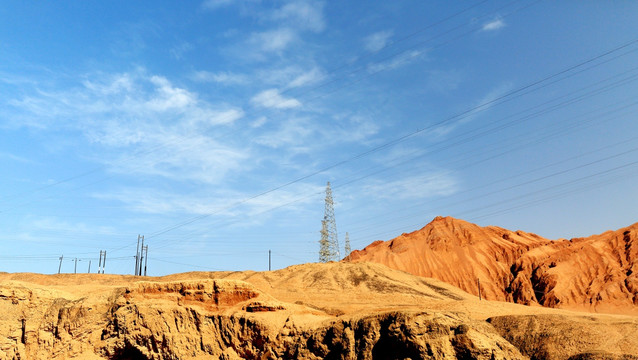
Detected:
[271,0,326,33]
[367,50,423,73]
[362,172,459,201]
[213,0,326,60]
[94,180,322,218]
[255,117,314,149]
[6,70,248,184]
[364,30,393,52]
[482,17,505,32]
[249,28,298,53]
[251,88,302,109]
[191,70,249,85]
[256,65,325,88]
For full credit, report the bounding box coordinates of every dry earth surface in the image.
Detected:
[1,261,637,359]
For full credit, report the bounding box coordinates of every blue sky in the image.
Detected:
[1,1,638,275]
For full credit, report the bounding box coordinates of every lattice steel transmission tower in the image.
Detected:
[319,182,340,262]
[344,232,351,259]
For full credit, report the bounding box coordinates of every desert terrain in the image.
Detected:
[1,218,638,359]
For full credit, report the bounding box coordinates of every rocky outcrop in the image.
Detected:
[0,277,524,359]
[347,216,638,314]
[2,263,638,359]
[508,226,638,313]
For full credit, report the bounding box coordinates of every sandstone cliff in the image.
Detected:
[1,262,637,359]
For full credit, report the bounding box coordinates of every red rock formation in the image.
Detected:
[347,216,638,314]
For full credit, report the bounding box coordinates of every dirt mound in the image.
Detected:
[347,216,638,315]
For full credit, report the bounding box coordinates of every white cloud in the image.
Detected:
[191,70,248,85]
[257,65,325,88]
[255,117,314,149]
[364,30,393,52]
[107,134,248,184]
[271,0,326,33]
[288,67,324,88]
[367,50,423,73]
[7,71,248,185]
[482,18,505,31]
[93,188,233,215]
[363,172,458,201]
[146,75,195,111]
[251,88,302,109]
[94,181,322,218]
[343,115,380,142]
[251,116,268,128]
[250,28,297,53]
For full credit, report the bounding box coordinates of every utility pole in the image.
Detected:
[268,250,271,271]
[101,251,106,274]
[143,245,148,276]
[98,251,103,274]
[74,258,78,274]
[88,260,91,273]
[58,255,63,274]
[135,235,143,276]
[319,182,339,262]
[138,237,145,276]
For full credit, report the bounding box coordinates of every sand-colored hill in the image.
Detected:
[1,262,638,359]
[347,216,638,314]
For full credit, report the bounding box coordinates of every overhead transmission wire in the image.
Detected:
[343,100,638,234]
[155,98,638,253]
[10,35,638,263]
[344,101,638,241]
[4,2,512,263]
[350,159,638,247]
[157,79,638,263]
[154,142,638,263]
[467,164,638,222]
[8,4,632,270]
[156,93,638,252]
[286,0,524,99]
[2,1,529,268]
[172,87,638,252]
[145,40,638,252]
[350,138,638,240]
[0,0,497,211]
[150,86,636,264]
[13,5,635,267]
[324,67,638,198]
[148,57,638,256]
[300,0,541,104]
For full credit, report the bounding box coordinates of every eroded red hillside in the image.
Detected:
[347,216,638,314]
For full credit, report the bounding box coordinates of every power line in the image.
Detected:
[144,43,638,252]
[0,0,507,213]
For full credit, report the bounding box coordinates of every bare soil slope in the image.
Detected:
[1,262,637,359]
[347,216,638,314]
